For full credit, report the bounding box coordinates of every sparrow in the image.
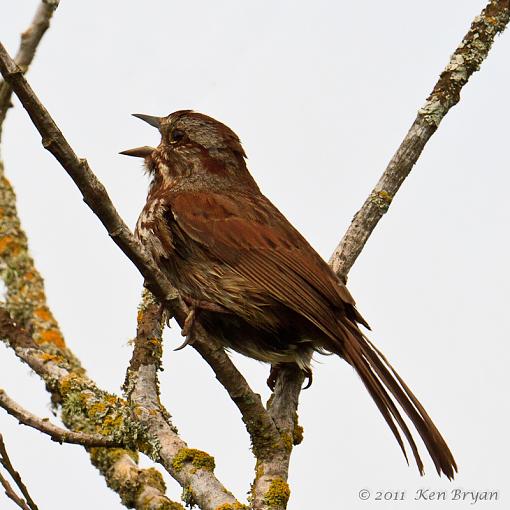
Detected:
[121,110,457,478]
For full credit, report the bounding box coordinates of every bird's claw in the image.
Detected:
[174,306,196,351]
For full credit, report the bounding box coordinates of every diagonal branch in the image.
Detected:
[0,389,120,447]
[0,469,31,510]
[0,433,38,510]
[329,0,510,281]
[0,160,181,509]
[256,1,510,508]
[1,2,509,509]
[0,305,185,510]
[0,39,280,459]
[0,0,59,138]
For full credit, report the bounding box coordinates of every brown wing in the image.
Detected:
[167,190,458,480]
[168,190,368,339]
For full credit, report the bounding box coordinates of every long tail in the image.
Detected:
[334,319,457,479]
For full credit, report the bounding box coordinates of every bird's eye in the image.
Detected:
[170,129,185,143]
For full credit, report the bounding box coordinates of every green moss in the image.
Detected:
[215,503,249,510]
[293,424,304,445]
[90,450,175,508]
[181,485,196,508]
[89,447,138,472]
[264,478,290,509]
[280,433,293,453]
[255,461,264,481]
[162,503,186,510]
[172,448,215,473]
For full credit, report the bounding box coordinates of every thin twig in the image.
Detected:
[329,0,510,281]
[0,306,182,510]
[0,434,38,510]
[0,389,120,447]
[0,471,31,510]
[0,0,59,137]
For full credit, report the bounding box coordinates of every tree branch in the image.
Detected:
[0,389,121,447]
[0,305,186,510]
[0,433,38,510]
[1,3,205,508]
[252,2,510,507]
[0,0,59,139]
[1,2,508,509]
[329,0,510,280]
[124,290,242,510]
[0,38,281,468]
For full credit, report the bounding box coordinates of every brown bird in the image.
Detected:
[121,110,457,479]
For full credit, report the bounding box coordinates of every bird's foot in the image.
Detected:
[175,306,197,351]
[267,364,313,391]
[302,367,313,389]
[267,364,281,391]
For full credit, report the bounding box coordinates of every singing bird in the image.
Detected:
[121,110,457,478]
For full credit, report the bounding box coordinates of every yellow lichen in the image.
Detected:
[264,478,290,509]
[255,462,264,480]
[293,424,304,445]
[172,448,215,473]
[215,503,249,510]
[37,352,65,364]
[281,433,293,452]
[377,190,393,204]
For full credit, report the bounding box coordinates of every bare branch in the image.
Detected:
[329,0,510,280]
[0,471,31,510]
[0,0,59,137]
[0,40,280,463]
[0,389,120,447]
[0,433,38,510]
[253,2,510,507]
[0,40,175,303]
[0,110,180,507]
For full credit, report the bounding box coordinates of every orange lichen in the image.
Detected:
[23,270,36,281]
[38,329,66,349]
[34,306,53,322]
[0,236,20,255]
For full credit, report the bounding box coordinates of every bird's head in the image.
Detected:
[120,110,256,191]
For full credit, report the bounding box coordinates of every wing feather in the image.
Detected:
[168,191,361,338]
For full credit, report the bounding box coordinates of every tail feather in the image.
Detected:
[334,320,457,479]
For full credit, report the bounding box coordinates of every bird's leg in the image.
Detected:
[175,298,228,351]
[267,364,281,391]
[181,306,196,338]
[267,363,313,391]
[174,305,198,351]
[302,367,313,389]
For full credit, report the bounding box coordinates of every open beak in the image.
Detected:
[119,146,155,158]
[132,113,162,129]
[119,113,162,157]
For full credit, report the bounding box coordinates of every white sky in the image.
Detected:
[1,1,509,509]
